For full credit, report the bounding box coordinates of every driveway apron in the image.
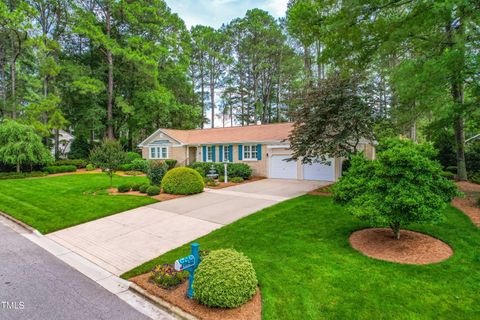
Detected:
[47,179,325,275]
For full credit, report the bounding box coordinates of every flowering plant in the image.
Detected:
[149,264,188,289]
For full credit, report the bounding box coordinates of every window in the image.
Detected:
[206,146,213,162]
[150,146,168,159]
[243,145,258,160]
[223,145,230,162]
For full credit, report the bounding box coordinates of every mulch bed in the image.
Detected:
[131,274,262,320]
[107,188,186,202]
[206,176,266,190]
[308,183,334,196]
[349,228,453,265]
[452,181,480,227]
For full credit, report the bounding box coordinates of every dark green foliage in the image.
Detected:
[149,264,188,289]
[52,159,87,169]
[131,159,148,173]
[193,249,257,308]
[126,152,141,163]
[441,171,455,180]
[147,161,169,186]
[118,164,134,171]
[333,138,459,239]
[189,162,252,179]
[69,136,91,160]
[139,184,150,194]
[470,173,480,185]
[86,164,96,171]
[43,165,77,174]
[218,175,225,182]
[0,171,47,180]
[230,177,244,183]
[131,183,144,191]
[203,176,218,187]
[164,159,177,170]
[162,167,204,195]
[147,185,161,196]
[194,167,206,177]
[118,183,133,193]
[90,139,127,186]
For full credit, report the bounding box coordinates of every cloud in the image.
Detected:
[165,0,289,28]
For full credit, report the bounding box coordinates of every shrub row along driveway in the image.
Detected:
[47,179,323,275]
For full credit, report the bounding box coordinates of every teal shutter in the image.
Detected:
[202,146,206,162]
[212,145,216,162]
[238,144,243,160]
[229,145,233,162]
[257,144,262,160]
[219,145,223,162]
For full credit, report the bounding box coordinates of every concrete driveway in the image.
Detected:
[48,179,325,275]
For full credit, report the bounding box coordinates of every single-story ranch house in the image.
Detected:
[138,123,375,182]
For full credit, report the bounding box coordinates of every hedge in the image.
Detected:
[52,159,87,169]
[43,165,77,174]
[189,162,252,179]
[0,171,47,180]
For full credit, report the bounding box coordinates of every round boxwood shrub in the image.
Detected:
[230,177,244,183]
[193,249,257,308]
[147,185,161,196]
[131,182,144,191]
[139,183,150,194]
[162,167,204,195]
[118,183,132,193]
[86,164,96,171]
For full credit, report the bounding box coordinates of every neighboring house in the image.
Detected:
[51,130,74,158]
[138,123,375,182]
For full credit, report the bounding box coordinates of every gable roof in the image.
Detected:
[140,122,294,146]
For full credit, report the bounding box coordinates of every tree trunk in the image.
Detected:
[390,222,401,240]
[54,128,60,160]
[210,72,215,128]
[10,51,16,119]
[200,54,205,129]
[106,6,114,139]
[16,161,20,173]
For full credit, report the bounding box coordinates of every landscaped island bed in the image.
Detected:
[0,174,156,233]
[123,195,480,320]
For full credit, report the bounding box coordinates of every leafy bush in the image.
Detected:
[43,165,77,174]
[333,138,459,240]
[126,152,141,163]
[194,167,206,177]
[69,136,91,160]
[440,171,455,180]
[118,183,132,193]
[118,163,134,171]
[165,159,177,170]
[162,167,204,195]
[147,161,168,186]
[203,176,218,187]
[193,249,257,308]
[139,184,150,193]
[470,173,480,184]
[131,183,144,191]
[218,175,225,182]
[147,185,161,196]
[52,159,87,169]
[86,164,96,171]
[149,264,188,289]
[230,177,244,183]
[189,162,253,179]
[0,171,47,180]
[131,158,148,172]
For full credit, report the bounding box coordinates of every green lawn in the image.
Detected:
[122,195,480,320]
[0,174,156,233]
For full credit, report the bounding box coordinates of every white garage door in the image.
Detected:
[269,155,297,179]
[303,158,335,181]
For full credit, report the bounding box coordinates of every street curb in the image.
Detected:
[0,211,38,233]
[129,283,198,320]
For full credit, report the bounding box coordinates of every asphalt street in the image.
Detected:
[0,222,151,320]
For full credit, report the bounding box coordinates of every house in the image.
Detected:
[138,123,375,182]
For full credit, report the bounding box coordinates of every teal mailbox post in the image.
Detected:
[174,243,200,298]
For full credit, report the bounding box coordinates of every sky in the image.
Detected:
[165,0,289,29]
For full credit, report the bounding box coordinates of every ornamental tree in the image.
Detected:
[0,120,52,172]
[333,138,459,240]
[89,139,127,186]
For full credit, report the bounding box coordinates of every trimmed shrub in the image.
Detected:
[147,185,161,196]
[139,184,150,193]
[118,183,133,193]
[440,171,455,180]
[230,177,244,183]
[162,167,204,195]
[150,264,188,289]
[118,163,134,171]
[194,167,206,177]
[86,164,96,171]
[218,175,225,182]
[165,159,177,170]
[147,161,169,186]
[43,165,77,174]
[203,176,218,187]
[193,249,257,308]
[0,171,47,180]
[132,158,148,173]
[126,152,141,163]
[52,159,87,169]
[227,163,252,179]
[189,162,253,179]
[131,183,144,191]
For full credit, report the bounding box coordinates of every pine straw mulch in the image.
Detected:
[452,181,480,227]
[131,274,261,320]
[107,188,186,202]
[349,228,453,265]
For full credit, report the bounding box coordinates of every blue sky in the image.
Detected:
[165,0,289,29]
